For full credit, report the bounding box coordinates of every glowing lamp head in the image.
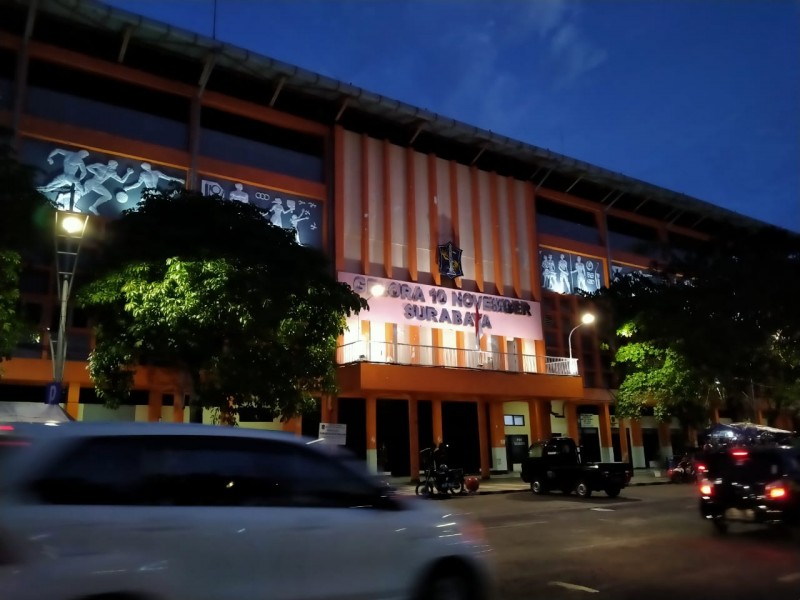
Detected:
[581,313,596,325]
[61,214,84,234]
[369,283,386,297]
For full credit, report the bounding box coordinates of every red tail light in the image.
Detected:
[765,481,788,500]
[699,480,713,496]
[696,463,707,473]
[731,449,748,458]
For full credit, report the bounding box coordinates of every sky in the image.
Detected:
[105,0,800,232]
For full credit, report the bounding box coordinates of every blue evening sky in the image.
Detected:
[105,0,800,232]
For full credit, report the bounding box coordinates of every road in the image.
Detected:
[444,484,800,599]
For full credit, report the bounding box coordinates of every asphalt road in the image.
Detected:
[443,484,800,600]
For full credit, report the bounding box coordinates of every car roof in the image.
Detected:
[0,421,315,446]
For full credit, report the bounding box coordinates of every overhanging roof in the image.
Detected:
[3,0,775,235]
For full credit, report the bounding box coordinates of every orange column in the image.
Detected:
[488,401,507,472]
[565,402,579,441]
[658,421,672,462]
[618,418,630,464]
[320,394,338,424]
[477,399,490,479]
[408,398,420,481]
[65,382,80,420]
[366,395,378,472]
[527,399,542,443]
[534,339,547,374]
[282,417,302,436]
[172,393,185,423]
[147,389,162,422]
[409,326,420,365]
[598,403,613,462]
[629,419,645,468]
[456,331,467,367]
[431,398,443,446]
[432,329,444,366]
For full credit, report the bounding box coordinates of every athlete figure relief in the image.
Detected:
[123,162,185,197]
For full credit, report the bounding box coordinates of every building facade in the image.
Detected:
[0,0,782,478]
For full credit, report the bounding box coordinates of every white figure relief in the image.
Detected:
[542,253,557,291]
[288,205,311,244]
[572,256,589,292]
[38,148,90,200]
[586,260,598,290]
[84,160,133,215]
[123,162,184,199]
[268,198,291,227]
[557,254,571,294]
[228,182,249,203]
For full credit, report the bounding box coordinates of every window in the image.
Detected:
[504,414,525,426]
[536,198,600,244]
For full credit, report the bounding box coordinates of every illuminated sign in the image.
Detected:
[339,272,543,340]
[200,176,323,249]
[22,140,185,218]
[539,247,603,295]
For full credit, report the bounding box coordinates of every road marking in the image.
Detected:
[548,581,600,593]
[484,520,548,530]
[777,572,800,583]
[590,507,615,512]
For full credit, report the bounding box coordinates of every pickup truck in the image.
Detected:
[520,437,632,498]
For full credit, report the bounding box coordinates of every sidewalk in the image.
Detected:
[386,468,671,496]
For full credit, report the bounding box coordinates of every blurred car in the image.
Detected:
[699,444,800,534]
[0,422,493,600]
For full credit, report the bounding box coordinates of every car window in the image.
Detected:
[28,434,380,509]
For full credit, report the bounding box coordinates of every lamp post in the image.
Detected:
[48,206,89,404]
[567,312,595,375]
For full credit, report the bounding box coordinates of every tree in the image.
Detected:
[0,139,55,365]
[590,223,800,433]
[78,190,366,423]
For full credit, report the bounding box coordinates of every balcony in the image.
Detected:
[336,341,580,376]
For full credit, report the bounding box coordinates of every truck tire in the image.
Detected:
[604,485,621,498]
[530,480,548,495]
[575,480,593,498]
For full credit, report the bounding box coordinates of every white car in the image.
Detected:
[0,422,493,600]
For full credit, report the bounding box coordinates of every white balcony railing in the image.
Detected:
[336,341,580,376]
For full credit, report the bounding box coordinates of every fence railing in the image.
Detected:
[336,341,580,376]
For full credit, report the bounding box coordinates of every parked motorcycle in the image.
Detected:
[415,446,466,497]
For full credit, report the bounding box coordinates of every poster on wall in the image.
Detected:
[21,139,185,218]
[200,176,323,249]
[539,248,603,294]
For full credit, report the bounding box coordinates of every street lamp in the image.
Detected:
[567,312,595,375]
[48,208,89,404]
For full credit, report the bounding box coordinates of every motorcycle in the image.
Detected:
[668,458,698,483]
[415,447,466,497]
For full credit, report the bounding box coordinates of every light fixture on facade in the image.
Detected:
[567,312,596,375]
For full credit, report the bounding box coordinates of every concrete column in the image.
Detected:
[527,399,542,443]
[431,399,443,446]
[282,417,302,436]
[629,419,646,468]
[488,401,507,472]
[477,399,490,479]
[147,390,163,422]
[658,422,673,463]
[320,394,338,424]
[564,402,579,441]
[65,382,80,420]
[619,418,630,464]
[598,403,614,462]
[408,398,420,481]
[366,395,378,473]
[172,393,185,423]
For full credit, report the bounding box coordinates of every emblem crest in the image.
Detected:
[437,241,464,279]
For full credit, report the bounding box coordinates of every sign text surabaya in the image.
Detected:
[350,275,532,328]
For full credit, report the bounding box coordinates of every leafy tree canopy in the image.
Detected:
[591,224,800,429]
[78,190,366,423]
[0,139,55,363]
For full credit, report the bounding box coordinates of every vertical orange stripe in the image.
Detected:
[409,325,420,364]
[599,403,613,448]
[508,179,521,297]
[406,147,417,281]
[489,172,504,295]
[147,389,162,422]
[385,323,394,362]
[630,419,644,446]
[489,401,505,449]
[366,395,377,450]
[526,184,541,301]
[449,160,462,289]
[470,167,484,292]
[408,397,420,478]
[432,398,443,446]
[382,139,393,279]
[455,330,466,367]
[527,399,541,442]
[477,399,490,478]
[360,134,370,275]
[428,153,440,285]
[497,335,507,370]
[334,125,346,272]
[65,382,80,420]
[432,328,443,366]
[514,337,524,374]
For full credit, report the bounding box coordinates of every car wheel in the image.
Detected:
[575,480,592,498]
[531,480,548,495]
[711,516,728,535]
[418,567,476,600]
[604,485,621,498]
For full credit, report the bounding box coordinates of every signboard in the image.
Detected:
[338,272,543,341]
[318,422,347,445]
[22,139,185,218]
[579,414,599,428]
[200,175,323,249]
[45,382,62,405]
[539,248,603,295]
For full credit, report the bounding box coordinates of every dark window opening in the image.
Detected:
[607,216,661,257]
[536,198,600,244]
